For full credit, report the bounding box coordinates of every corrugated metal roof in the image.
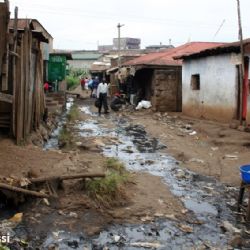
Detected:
[175,38,250,59]
[9,18,53,39]
[9,19,33,30]
[72,52,103,60]
[123,42,225,67]
[89,62,110,72]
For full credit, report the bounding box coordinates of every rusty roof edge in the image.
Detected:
[9,18,53,39]
[174,40,250,60]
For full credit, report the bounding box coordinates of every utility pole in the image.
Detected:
[236,0,244,124]
[117,23,124,68]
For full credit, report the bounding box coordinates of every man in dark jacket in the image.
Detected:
[110,93,126,111]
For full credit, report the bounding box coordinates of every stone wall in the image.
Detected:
[152,68,182,112]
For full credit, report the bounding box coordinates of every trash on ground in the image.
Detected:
[130,242,162,248]
[135,101,152,110]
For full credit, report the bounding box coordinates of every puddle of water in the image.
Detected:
[184,199,218,215]
[43,98,74,150]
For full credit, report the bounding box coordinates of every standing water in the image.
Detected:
[41,103,239,249]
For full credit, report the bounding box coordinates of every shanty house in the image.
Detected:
[0,5,50,144]
[123,42,223,112]
[9,18,53,82]
[176,39,250,123]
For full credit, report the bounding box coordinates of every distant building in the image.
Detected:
[98,45,114,52]
[145,44,174,52]
[68,51,103,71]
[113,37,141,50]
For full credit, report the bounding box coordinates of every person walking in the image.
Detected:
[43,82,49,94]
[96,78,109,115]
[92,76,99,98]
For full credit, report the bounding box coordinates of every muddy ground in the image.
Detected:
[0,88,250,249]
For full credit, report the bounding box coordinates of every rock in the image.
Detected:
[178,224,193,233]
[229,235,242,248]
[75,142,82,146]
[113,235,121,242]
[164,214,178,221]
[48,244,59,250]
[67,240,79,249]
[69,212,78,218]
[189,158,204,164]
[221,221,241,234]
[211,147,219,151]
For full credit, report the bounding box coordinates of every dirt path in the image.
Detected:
[0,93,249,249]
[121,109,250,186]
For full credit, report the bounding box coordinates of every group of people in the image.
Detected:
[81,70,138,115]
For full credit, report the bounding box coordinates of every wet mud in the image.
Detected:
[5,102,246,249]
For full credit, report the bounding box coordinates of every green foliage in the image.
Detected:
[66,75,79,90]
[67,104,79,121]
[105,157,126,173]
[86,158,130,207]
[85,171,129,207]
[58,126,73,148]
[68,67,87,78]
[0,245,10,250]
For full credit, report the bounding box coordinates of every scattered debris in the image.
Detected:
[189,131,197,136]
[178,224,193,233]
[223,154,238,160]
[130,242,161,248]
[9,213,23,223]
[135,101,152,110]
[189,158,205,164]
[221,221,241,234]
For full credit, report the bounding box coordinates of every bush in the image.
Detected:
[85,171,129,207]
[105,157,126,173]
[58,126,73,148]
[67,104,79,121]
[85,158,130,207]
[66,75,79,90]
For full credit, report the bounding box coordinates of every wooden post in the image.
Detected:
[0,0,9,91]
[236,0,245,125]
[16,34,25,144]
[12,7,18,137]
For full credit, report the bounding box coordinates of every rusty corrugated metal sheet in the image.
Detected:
[175,38,250,59]
[9,18,33,30]
[90,64,110,73]
[124,42,225,67]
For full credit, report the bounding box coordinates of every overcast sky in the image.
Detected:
[7,0,250,50]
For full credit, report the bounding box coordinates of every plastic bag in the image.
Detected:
[135,100,152,110]
[95,98,100,108]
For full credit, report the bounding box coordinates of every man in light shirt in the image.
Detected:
[96,78,109,115]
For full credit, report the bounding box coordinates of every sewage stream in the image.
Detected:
[40,103,240,249]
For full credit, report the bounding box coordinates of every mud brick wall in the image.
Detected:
[151,68,182,112]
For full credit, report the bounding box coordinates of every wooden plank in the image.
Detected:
[23,28,29,139]
[30,172,106,183]
[11,7,18,137]
[0,92,13,103]
[0,182,53,198]
[16,35,25,144]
